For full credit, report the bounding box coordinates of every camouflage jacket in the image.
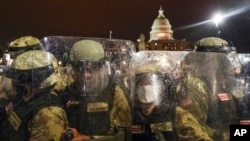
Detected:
[175,106,213,141]
[1,91,68,141]
[110,85,131,130]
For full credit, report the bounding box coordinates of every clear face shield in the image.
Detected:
[5,64,55,100]
[73,61,110,97]
[135,73,165,107]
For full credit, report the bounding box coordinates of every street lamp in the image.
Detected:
[212,13,224,36]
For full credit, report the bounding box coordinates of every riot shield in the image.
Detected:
[129,51,189,141]
[180,51,239,140]
[236,53,250,125]
[41,36,136,140]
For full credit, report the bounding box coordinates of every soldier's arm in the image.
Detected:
[111,85,131,128]
[175,106,213,141]
[28,106,69,141]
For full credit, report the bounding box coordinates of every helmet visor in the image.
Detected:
[135,73,165,106]
[4,64,54,88]
[73,61,109,96]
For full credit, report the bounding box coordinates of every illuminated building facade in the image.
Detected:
[137,7,194,51]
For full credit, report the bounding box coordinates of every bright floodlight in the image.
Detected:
[212,13,223,27]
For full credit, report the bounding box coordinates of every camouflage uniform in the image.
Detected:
[0,75,14,99]
[29,105,68,141]
[130,64,212,141]
[1,50,68,141]
[0,36,47,139]
[110,85,131,131]
[65,39,131,140]
[175,106,212,141]
[176,73,215,137]
[0,36,45,99]
[178,37,238,140]
[6,35,71,98]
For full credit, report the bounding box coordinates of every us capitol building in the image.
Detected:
[136,7,194,51]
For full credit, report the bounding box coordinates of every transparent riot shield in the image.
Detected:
[129,51,190,141]
[41,36,136,140]
[180,51,239,141]
[236,53,250,125]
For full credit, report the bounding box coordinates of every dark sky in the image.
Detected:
[0,0,249,52]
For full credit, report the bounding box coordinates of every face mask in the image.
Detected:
[136,85,161,104]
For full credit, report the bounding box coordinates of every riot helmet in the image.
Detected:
[195,37,232,52]
[134,64,166,106]
[5,50,59,92]
[70,39,109,96]
[8,36,45,60]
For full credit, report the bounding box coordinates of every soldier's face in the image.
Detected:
[74,63,109,95]
[135,73,165,105]
[12,78,29,97]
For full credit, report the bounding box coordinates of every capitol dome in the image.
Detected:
[149,7,173,42]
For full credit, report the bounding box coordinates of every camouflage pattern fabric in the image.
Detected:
[9,36,41,47]
[0,75,15,99]
[9,50,60,89]
[179,51,238,140]
[28,106,68,141]
[11,50,58,71]
[110,85,131,130]
[195,37,228,47]
[181,52,235,94]
[52,65,74,93]
[176,73,210,122]
[175,106,213,141]
[176,73,215,138]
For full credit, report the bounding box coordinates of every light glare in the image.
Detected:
[213,13,223,26]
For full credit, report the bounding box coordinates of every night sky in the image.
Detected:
[0,0,249,52]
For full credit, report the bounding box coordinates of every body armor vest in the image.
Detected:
[1,91,62,141]
[131,103,178,141]
[66,82,115,136]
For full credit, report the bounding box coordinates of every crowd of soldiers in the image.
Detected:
[0,35,249,141]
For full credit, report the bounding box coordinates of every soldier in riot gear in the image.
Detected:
[8,35,71,97]
[0,50,69,141]
[178,37,238,140]
[2,36,46,98]
[131,63,212,141]
[64,39,131,140]
[0,36,47,139]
